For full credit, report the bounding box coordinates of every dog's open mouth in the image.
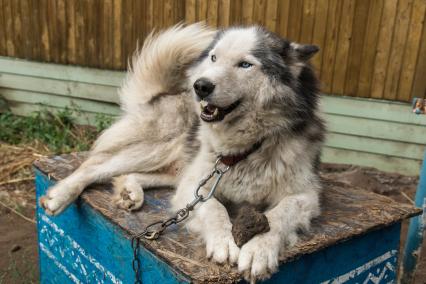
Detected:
[199,100,241,122]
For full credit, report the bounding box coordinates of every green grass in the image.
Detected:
[0,108,113,153]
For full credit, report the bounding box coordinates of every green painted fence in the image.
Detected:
[0,56,425,175]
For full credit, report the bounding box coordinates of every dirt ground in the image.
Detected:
[0,143,425,283]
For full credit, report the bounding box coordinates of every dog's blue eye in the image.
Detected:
[238,61,253,68]
[211,55,216,62]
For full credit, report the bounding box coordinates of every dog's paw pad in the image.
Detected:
[113,176,144,211]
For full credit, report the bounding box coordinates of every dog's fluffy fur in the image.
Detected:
[40,23,325,281]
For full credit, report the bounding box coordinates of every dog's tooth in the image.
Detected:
[213,108,219,117]
[200,100,208,108]
[200,102,204,111]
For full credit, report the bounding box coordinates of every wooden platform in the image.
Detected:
[34,153,422,283]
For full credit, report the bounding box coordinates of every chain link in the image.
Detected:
[131,157,230,283]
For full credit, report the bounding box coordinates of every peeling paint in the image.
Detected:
[322,250,397,284]
[39,214,123,284]
[39,243,82,284]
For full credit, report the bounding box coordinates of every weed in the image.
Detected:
[0,108,113,154]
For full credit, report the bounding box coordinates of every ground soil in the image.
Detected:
[0,143,425,283]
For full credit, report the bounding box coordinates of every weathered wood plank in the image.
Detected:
[322,147,422,176]
[344,0,370,97]
[11,0,23,58]
[397,0,426,101]
[331,0,355,94]
[264,0,278,32]
[357,0,384,98]
[122,0,134,68]
[320,0,342,93]
[46,0,59,62]
[229,0,242,25]
[196,0,208,22]
[1,89,121,116]
[207,0,219,27]
[217,0,231,27]
[321,95,426,126]
[75,0,85,65]
[370,0,398,99]
[20,0,33,59]
[253,0,266,26]
[383,0,413,101]
[411,10,426,100]
[99,0,113,69]
[276,0,290,37]
[325,132,425,161]
[0,56,125,87]
[163,0,175,28]
[66,0,76,65]
[175,0,186,25]
[0,73,120,104]
[56,0,67,63]
[185,0,196,23]
[4,0,16,56]
[326,113,426,145]
[299,0,316,44]
[310,0,328,74]
[144,0,154,35]
[29,0,41,61]
[287,0,303,41]
[112,0,123,69]
[0,0,6,56]
[241,0,254,25]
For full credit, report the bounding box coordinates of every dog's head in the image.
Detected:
[188,26,320,145]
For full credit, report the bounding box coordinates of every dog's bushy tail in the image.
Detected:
[120,23,214,110]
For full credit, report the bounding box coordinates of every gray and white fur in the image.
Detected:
[40,23,325,281]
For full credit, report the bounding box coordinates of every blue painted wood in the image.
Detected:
[34,169,403,284]
[268,224,400,283]
[35,169,190,284]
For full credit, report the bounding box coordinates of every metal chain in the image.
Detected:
[131,157,230,283]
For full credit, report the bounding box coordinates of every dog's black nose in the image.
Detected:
[193,78,215,99]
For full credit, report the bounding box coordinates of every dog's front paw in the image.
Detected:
[39,183,80,215]
[113,175,144,211]
[206,232,240,265]
[238,232,281,281]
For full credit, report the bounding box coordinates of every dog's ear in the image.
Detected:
[290,43,319,61]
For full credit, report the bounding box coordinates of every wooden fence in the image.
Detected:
[0,0,425,102]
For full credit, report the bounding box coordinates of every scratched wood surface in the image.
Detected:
[33,153,422,282]
[0,0,425,102]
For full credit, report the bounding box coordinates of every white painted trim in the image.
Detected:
[321,250,397,284]
[39,243,82,284]
[40,214,123,284]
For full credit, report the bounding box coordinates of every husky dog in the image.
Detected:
[40,23,325,281]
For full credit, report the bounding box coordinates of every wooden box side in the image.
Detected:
[35,169,190,284]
